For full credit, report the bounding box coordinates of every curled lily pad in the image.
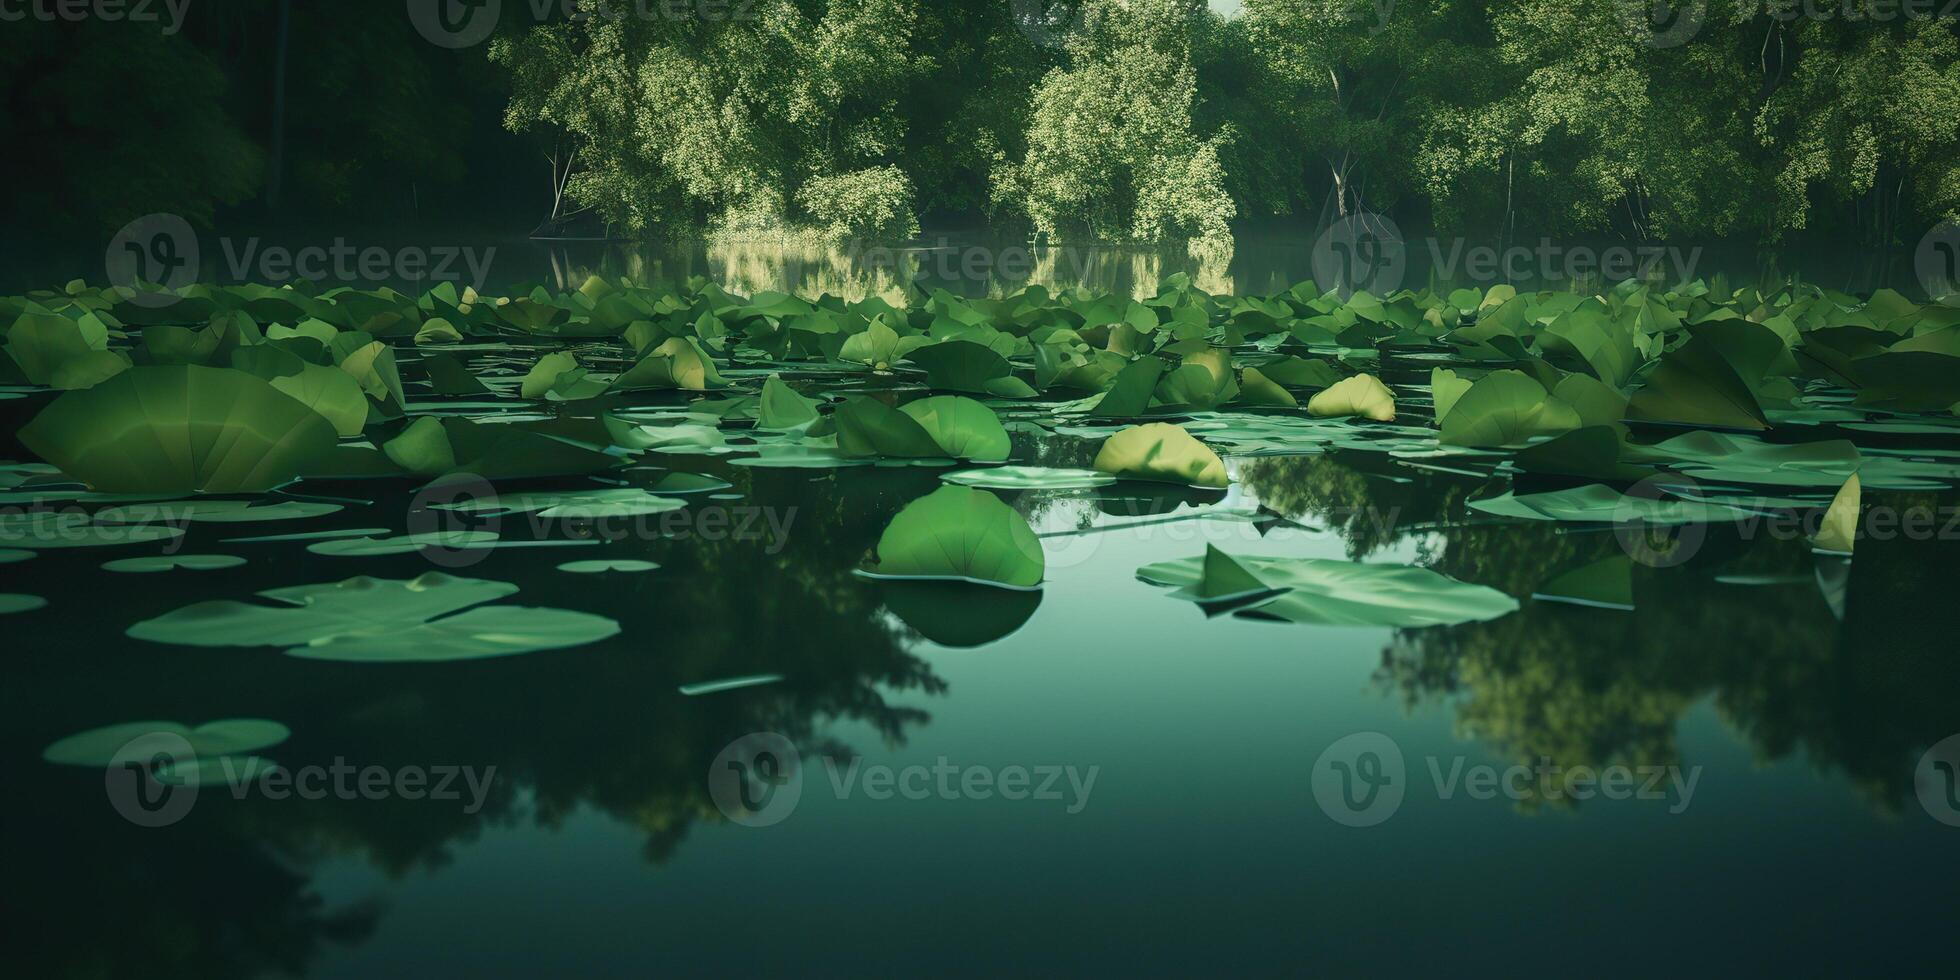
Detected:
[1137,550,1517,627]
[43,719,291,766]
[1093,423,1229,488]
[866,485,1044,588]
[1306,374,1396,421]
[941,466,1116,490]
[103,554,247,573]
[1812,474,1860,555]
[639,471,735,494]
[93,500,343,524]
[0,594,48,615]
[127,572,620,662]
[899,396,1012,462]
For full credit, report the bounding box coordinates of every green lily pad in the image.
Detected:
[0,593,48,614]
[306,530,501,556]
[558,559,661,574]
[756,375,822,430]
[1093,423,1230,488]
[1306,374,1397,421]
[437,488,687,519]
[941,466,1117,490]
[92,500,344,524]
[898,395,1011,462]
[103,554,247,573]
[1812,474,1860,554]
[1137,550,1518,627]
[18,365,340,493]
[43,719,290,767]
[127,572,621,662]
[1469,485,1753,524]
[866,485,1044,588]
[0,548,32,563]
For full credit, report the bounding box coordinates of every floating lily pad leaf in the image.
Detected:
[1713,572,1815,586]
[611,337,727,391]
[839,319,929,370]
[19,366,340,493]
[161,756,283,787]
[305,530,500,556]
[93,500,343,524]
[520,352,582,399]
[640,471,734,494]
[603,418,731,455]
[1468,485,1752,524]
[835,397,944,458]
[1163,544,1292,614]
[1306,374,1397,421]
[438,488,686,519]
[941,466,1116,490]
[729,438,871,469]
[0,548,32,563]
[879,579,1043,647]
[0,593,48,614]
[1091,356,1166,418]
[383,416,622,479]
[223,527,392,544]
[1626,336,1769,430]
[1512,425,1646,480]
[127,572,620,662]
[103,554,246,573]
[1430,368,1472,423]
[330,334,407,413]
[231,346,371,437]
[1552,372,1628,428]
[1851,351,1960,412]
[756,375,821,430]
[1136,551,1518,627]
[866,485,1044,588]
[1439,370,1580,447]
[43,719,290,766]
[414,317,464,345]
[907,340,1033,397]
[558,559,660,574]
[1236,367,1297,407]
[1531,556,1635,610]
[678,674,786,696]
[0,512,186,549]
[899,396,1011,462]
[1812,474,1860,554]
[1257,356,1346,389]
[1093,423,1230,488]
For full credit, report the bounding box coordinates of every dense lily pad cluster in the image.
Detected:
[4,272,1957,597]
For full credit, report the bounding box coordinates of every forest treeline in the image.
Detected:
[6,1,1959,249]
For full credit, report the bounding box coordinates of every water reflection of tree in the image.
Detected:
[1385,493,1960,812]
[9,466,953,976]
[1238,452,1478,558]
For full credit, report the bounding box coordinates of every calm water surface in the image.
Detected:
[4,241,1959,977]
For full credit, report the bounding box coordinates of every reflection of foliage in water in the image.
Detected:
[1237,452,1476,559]
[1383,490,1960,813]
[9,467,953,976]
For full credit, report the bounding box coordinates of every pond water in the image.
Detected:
[5,258,1960,977]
